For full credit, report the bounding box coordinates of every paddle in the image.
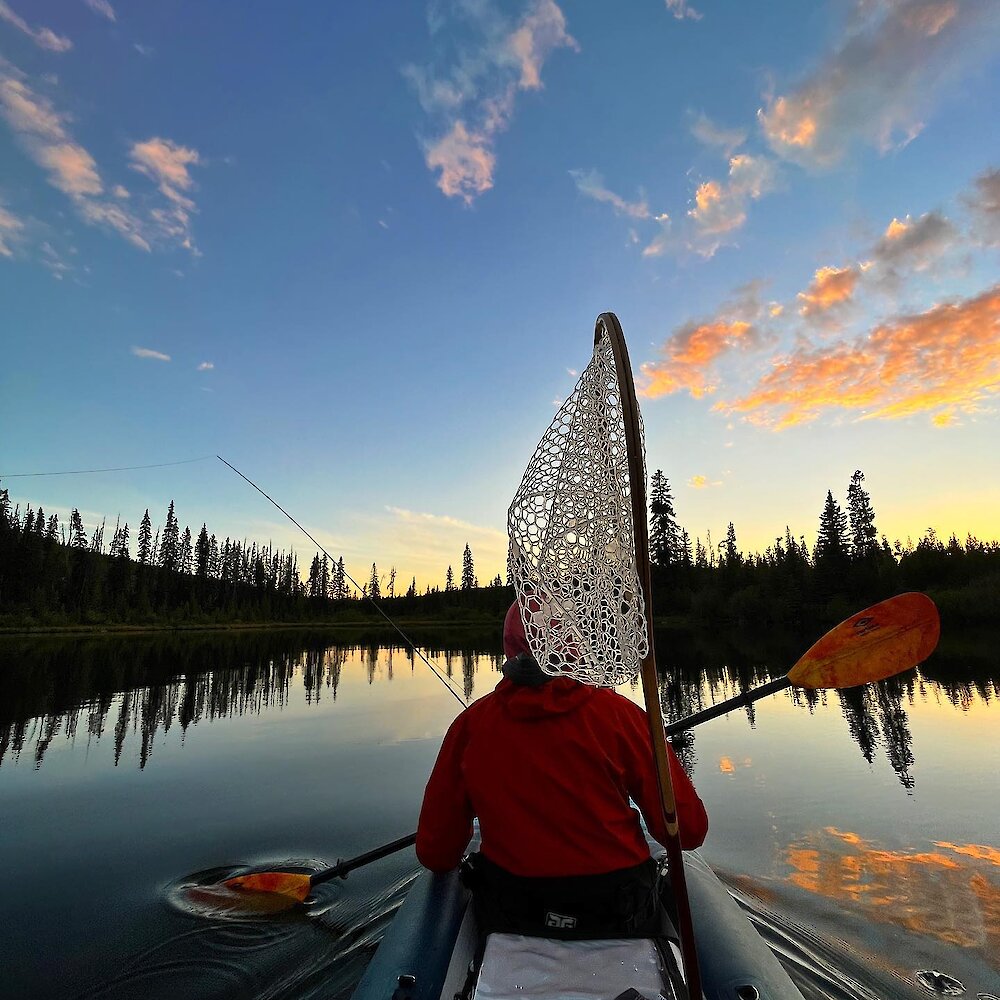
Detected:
[220,592,938,906]
[224,833,417,904]
[664,591,940,737]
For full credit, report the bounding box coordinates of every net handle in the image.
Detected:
[594,312,702,1000]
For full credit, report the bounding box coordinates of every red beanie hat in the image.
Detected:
[503,600,531,660]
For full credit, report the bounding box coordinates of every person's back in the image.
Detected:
[416,601,708,937]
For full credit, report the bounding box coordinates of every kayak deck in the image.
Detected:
[350,852,803,1000]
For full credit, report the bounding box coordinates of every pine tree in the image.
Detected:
[320,554,330,598]
[369,562,381,600]
[679,529,692,567]
[816,490,849,562]
[445,565,455,591]
[179,526,193,574]
[308,555,321,597]
[461,543,475,590]
[694,536,707,568]
[649,471,679,566]
[406,576,417,598]
[333,557,346,600]
[846,470,878,559]
[117,522,130,558]
[722,522,741,566]
[34,506,45,536]
[137,509,152,564]
[46,514,59,541]
[195,525,210,577]
[70,509,88,548]
[160,501,180,571]
[387,566,396,598]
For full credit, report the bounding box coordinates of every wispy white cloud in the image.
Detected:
[407,0,578,203]
[131,346,171,361]
[569,169,650,219]
[40,240,72,279]
[0,201,25,257]
[197,361,214,371]
[665,0,702,21]
[690,113,746,155]
[964,167,1000,245]
[129,137,201,253]
[83,0,116,22]
[0,1,72,53]
[758,0,995,169]
[0,69,203,254]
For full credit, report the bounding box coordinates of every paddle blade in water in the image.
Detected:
[222,871,312,902]
[788,592,940,690]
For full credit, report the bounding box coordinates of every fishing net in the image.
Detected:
[507,325,648,687]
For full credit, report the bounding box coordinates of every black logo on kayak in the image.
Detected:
[545,912,578,929]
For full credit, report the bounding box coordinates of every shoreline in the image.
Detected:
[0,618,501,638]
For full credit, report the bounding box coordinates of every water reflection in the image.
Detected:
[784,826,1000,960]
[0,627,996,779]
[0,630,503,770]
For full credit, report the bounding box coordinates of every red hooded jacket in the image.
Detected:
[416,604,708,877]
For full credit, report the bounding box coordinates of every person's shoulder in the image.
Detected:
[588,687,645,717]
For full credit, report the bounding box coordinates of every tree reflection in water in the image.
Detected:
[0,627,994,778]
[0,630,504,771]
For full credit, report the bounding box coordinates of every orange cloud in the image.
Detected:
[719,283,1000,428]
[425,121,496,203]
[758,1,991,168]
[639,319,756,399]
[687,154,777,243]
[508,0,578,90]
[785,827,1000,956]
[0,71,201,253]
[410,0,577,203]
[797,265,859,316]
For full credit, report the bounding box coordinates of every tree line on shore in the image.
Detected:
[1,467,997,630]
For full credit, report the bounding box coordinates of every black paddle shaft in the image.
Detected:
[310,833,418,889]
[664,676,791,738]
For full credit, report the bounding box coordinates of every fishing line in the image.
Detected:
[217,455,468,709]
[0,456,214,478]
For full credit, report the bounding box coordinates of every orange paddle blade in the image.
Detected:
[222,871,312,902]
[787,592,940,690]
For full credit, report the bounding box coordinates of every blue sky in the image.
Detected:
[2,0,998,589]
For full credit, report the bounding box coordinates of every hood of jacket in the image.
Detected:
[494,675,595,719]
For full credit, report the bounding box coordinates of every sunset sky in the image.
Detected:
[2,0,998,589]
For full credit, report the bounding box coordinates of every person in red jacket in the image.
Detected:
[416,600,708,938]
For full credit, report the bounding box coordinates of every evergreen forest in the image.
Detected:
[1,468,997,633]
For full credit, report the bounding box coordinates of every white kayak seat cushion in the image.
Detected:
[472,933,670,1000]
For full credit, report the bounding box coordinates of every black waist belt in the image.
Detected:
[464,854,668,940]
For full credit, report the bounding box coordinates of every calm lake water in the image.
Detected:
[1,626,997,1000]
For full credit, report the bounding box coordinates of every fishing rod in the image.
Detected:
[217,455,467,709]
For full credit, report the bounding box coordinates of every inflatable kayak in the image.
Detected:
[350,850,803,1000]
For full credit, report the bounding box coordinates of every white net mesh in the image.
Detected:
[507,327,649,686]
